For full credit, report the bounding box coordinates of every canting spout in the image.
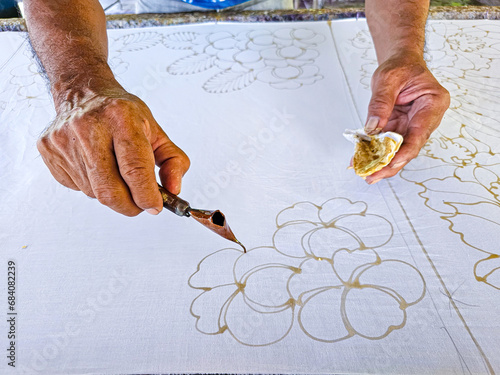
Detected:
[158,184,246,252]
[188,209,246,253]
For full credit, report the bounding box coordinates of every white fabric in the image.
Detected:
[0,19,499,374]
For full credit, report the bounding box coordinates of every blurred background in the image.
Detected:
[1,0,499,18]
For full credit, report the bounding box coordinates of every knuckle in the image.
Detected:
[89,171,113,190]
[104,99,128,116]
[441,88,451,108]
[104,98,143,120]
[91,173,118,200]
[389,161,408,172]
[387,170,400,179]
[369,96,389,107]
[376,68,393,82]
[374,64,393,80]
[382,170,398,179]
[65,183,80,191]
[133,193,159,210]
[180,150,191,171]
[423,126,435,141]
[79,181,96,198]
[49,128,69,149]
[428,128,436,140]
[94,188,120,207]
[368,97,392,116]
[36,135,50,152]
[85,190,96,198]
[406,146,421,160]
[55,175,76,190]
[93,186,139,216]
[121,163,151,182]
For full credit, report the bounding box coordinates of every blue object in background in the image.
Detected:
[0,0,19,17]
[180,0,252,10]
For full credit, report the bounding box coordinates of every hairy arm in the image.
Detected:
[24,0,190,216]
[366,0,427,63]
[364,0,450,184]
[25,0,112,109]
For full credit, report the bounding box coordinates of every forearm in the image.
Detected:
[366,0,429,63]
[24,0,119,111]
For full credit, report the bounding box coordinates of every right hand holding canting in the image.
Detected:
[37,89,190,216]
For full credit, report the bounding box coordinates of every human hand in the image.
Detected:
[363,51,450,184]
[37,86,190,216]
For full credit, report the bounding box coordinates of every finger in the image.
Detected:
[42,132,96,198]
[69,156,96,198]
[364,141,419,184]
[158,156,188,196]
[42,158,80,191]
[153,126,190,196]
[365,71,402,134]
[61,158,97,198]
[114,124,163,214]
[37,138,80,191]
[384,118,406,136]
[383,105,411,135]
[83,142,142,217]
[365,100,444,184]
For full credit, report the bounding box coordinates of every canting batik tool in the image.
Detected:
[158,184,246,252]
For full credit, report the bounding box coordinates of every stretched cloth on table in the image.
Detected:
[0,19,499,374]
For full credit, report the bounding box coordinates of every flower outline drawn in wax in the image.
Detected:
[163,28,325,93]
[188,198,426,346]
[401,125,500,289]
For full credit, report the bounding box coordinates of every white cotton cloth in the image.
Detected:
[0,19,499,374]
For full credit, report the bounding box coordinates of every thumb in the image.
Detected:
[365,70,400,134]
[153,127,190,196]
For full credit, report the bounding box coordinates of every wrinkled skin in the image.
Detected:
[363,52,450,184]
[37,89,190,216]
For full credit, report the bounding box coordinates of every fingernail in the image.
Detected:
[364,116,380,134]
[146,208,160,215]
